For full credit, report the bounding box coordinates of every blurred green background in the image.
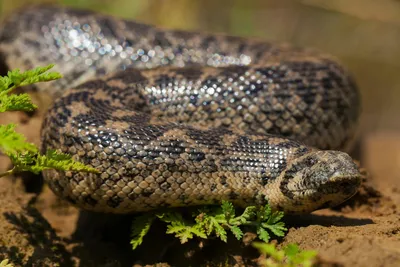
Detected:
[1,0,400,157]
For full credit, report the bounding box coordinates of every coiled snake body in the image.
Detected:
[0,6,361,213]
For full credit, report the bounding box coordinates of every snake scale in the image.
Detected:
[0,5,361,214]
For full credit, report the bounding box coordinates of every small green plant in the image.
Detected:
[253,242,318,267]
[130,200,287,249]
[0,64,98,178]
[0,259,14,267]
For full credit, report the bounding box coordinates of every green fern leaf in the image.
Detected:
[232,205,256,224]
[268,210,285,224]
[130,213,156,250]
[8,149,98,174]
[257,227,271,243]
[262,221,287,237]
[0,124,37,154]
[0,76,13,92]
[0,93,37,112]
[229,225,243,240]
[158,212,207,243]
[221,200,235,221]
[166,222,207,244]
[204,214,228,242]
[7,64,61,88]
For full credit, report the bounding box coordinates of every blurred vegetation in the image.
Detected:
[1,0,400,141]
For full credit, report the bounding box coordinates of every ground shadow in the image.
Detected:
[70,210,260,266]
[3,197,74,266]
[284,213,373,228]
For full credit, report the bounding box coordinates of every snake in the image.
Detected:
[0,5,361,214]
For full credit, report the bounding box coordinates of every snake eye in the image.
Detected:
[304,156,317,167]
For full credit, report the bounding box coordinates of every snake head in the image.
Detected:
[269,150,362,213]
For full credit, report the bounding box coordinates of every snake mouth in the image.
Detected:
[284,174,361,213]
[316,176,361,210]
[313,174,361,209]
[282,173,361,211]
[288,173,361,194]
[316,172,361,194]
[330,174,361,196]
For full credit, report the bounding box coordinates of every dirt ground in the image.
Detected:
[0,96,399,267]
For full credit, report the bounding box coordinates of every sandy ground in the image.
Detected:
[0,104,399,267]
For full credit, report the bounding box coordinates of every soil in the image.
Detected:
[0,99,399,267]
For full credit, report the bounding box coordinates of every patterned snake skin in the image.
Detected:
[0,6,361,213]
